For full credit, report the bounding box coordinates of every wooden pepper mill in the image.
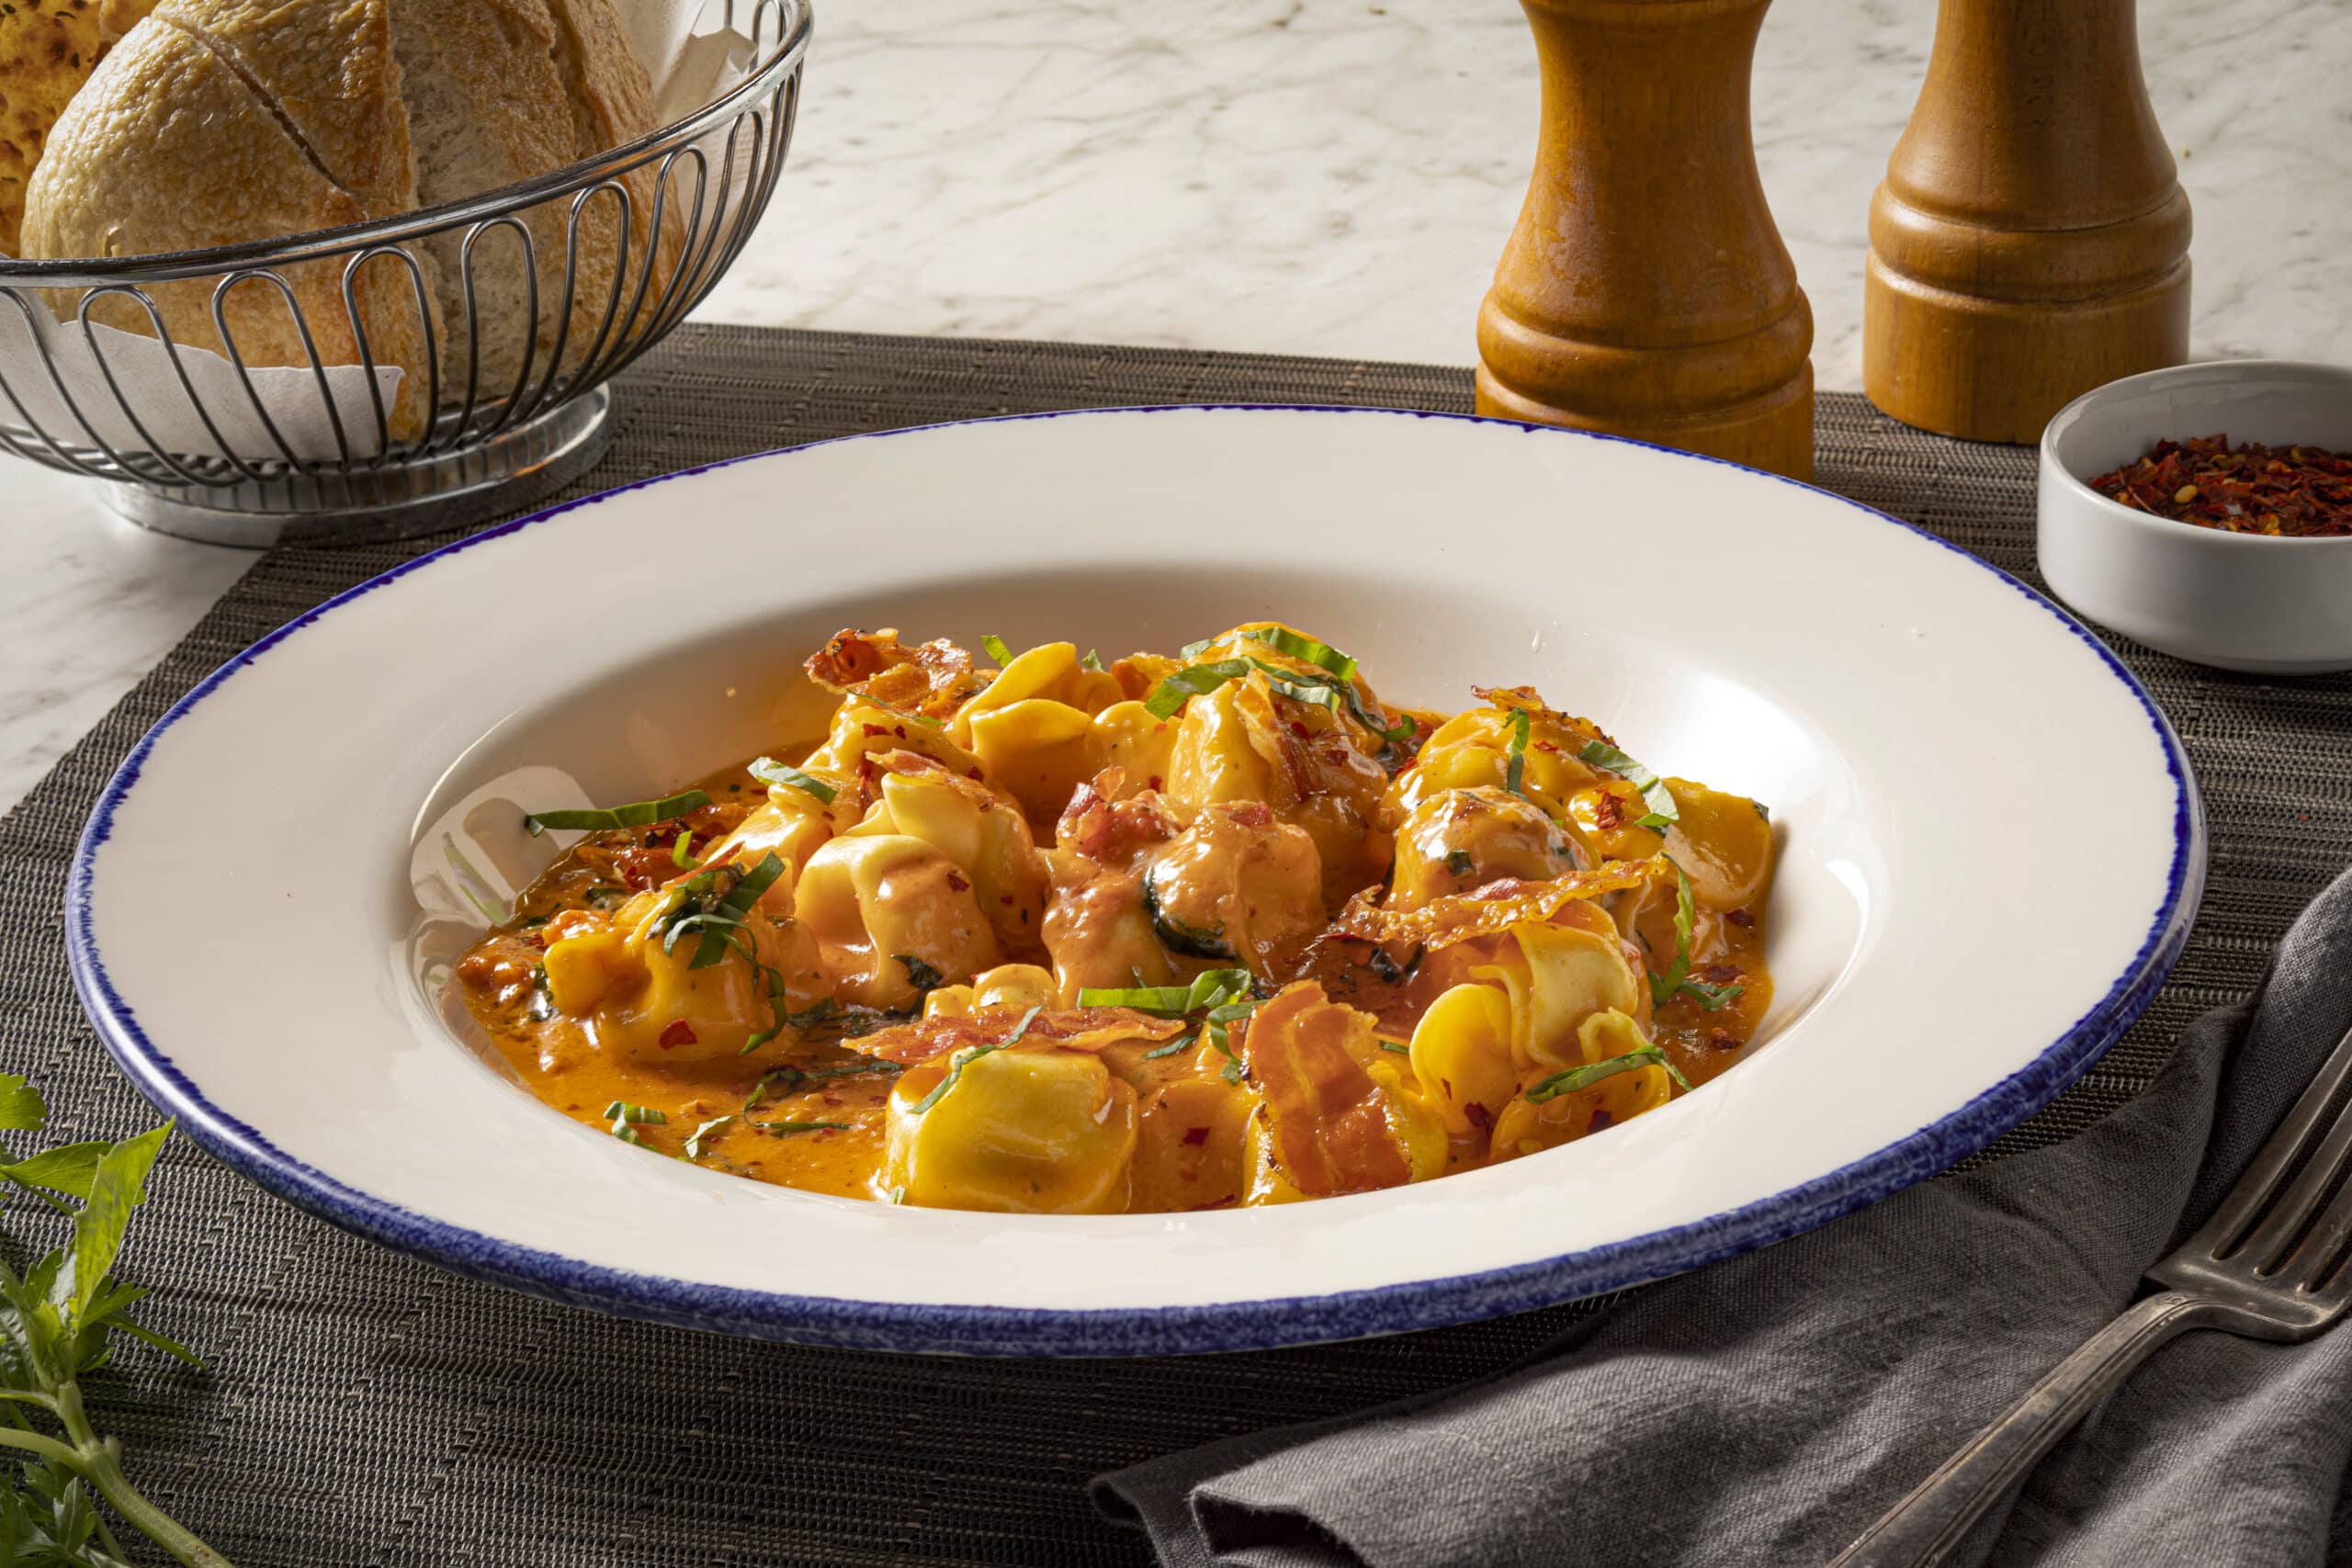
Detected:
[1865,0,2191,444]
[1476,0,1814,480]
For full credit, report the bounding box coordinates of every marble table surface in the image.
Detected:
[5,0,2346,812]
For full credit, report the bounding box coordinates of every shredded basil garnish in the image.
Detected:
[604,1100,666,1145]
[1524,1046,1689,1104]
[1144,658,1254,718]
[1142,1033,1198,1060]
[1648,862,1744,1013]
[1142,873,1237,960]
[1504,707,1532,798]
[1180,625,1359,681]
[1378,1041,1411,1055]
[1080,649,1105,671]
[525,788,710,837]
[1445,849,1476,878]
[683,1116,732,1160]
[750,756,838,805]
[981,634,1014,665]
[1577,739,1679,831]
[669,827,700,870]
[1078,968,1256,1017]
[660,852,786,970]
[897,954,946,994]
[912,1004,1045,1114]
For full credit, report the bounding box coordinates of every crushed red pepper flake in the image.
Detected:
[657,1020,698,1049]
[2089,434,2352,538]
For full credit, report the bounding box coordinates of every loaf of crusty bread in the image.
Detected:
[19,0,680,442]
[0,0,158,254]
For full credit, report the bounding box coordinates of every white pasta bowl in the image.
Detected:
[68,407,2201,1356]
[2039,359,2352,673]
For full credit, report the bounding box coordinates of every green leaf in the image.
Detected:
[1242,657,1414,745]
[1504,707,1532,798]
[1144,658,1253,719]
[1378,1041,1411,1055]
[1076,968,1255,1018]
[603,1101,666,1124]
[1181,625,1359,681]
[742,1060,899,1132]
[1141,1033,1198,1060]
[1577,740,1679,831]
[1648,861,1744,1014]
[1444,850,1476,879]
[667,852,786,970]
[684,1117,733,1161]
[980,634,1014,665]
[523,788,710,837]
[668,825,700,870]
[1080,649,1104,671]
[0,1075,46,1134]
[749,756,838,805]
[1141,874,1235,961]
[2,1143,109,1201]
[61,1124,169,1330]
[896,954,946,994]
[913,1005,1045,1114]
[1524,1047,1676,1104]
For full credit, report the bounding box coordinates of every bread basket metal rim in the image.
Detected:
[0,0,812,289]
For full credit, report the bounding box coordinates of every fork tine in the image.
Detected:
[2281,1149,2352,1296]
[2184,1020,2352,1262]
[2236,1087,2352,1274]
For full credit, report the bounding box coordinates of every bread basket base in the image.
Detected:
[102,388,613,550]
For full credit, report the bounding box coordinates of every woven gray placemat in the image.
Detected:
[3,324,2338,1566]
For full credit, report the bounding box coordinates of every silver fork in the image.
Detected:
[1834,1019,2352,1567]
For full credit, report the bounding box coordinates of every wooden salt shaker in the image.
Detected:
[1865,0,2191,444]
[1476,0,1814,480]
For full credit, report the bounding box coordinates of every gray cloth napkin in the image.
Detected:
[1096,865,2352,1568]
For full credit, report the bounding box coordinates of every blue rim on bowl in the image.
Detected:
[64,407,2206,1355]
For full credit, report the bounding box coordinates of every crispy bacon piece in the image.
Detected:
[1057,767,1179,868]
[803,627,984,718]
[1239,982,1409,1197]
[1333,857,1668,952]
[844,1006,1189,1066]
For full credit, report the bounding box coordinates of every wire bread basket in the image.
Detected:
[0,0,809,547]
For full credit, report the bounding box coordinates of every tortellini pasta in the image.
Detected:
[461,620,1776,1214]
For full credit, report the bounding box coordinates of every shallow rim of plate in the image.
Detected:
[64,406,2205,1356]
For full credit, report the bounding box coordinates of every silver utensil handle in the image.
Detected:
[1831,1290,2219,1567]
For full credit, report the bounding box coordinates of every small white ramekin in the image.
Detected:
[2038,360,2352,674]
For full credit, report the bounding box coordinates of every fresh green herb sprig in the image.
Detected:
[1077,969,1266,1084]
[748,757,837,806]
[1143,646,1416,748]
[523,788,710,837]
[1524,1045,1690,1104]
[1178,625,1357,681]
[658,853,786,972]
[1577,740,1678,832]
[980,634,1015,665]
[1648,862,1744,1013]
[0,1076,228,1567]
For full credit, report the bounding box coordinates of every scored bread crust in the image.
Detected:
[19,0,678,446]
[19,17,435,441]
[150,0,416,220]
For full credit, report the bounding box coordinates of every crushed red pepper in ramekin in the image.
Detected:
[2087,434,2352,538]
